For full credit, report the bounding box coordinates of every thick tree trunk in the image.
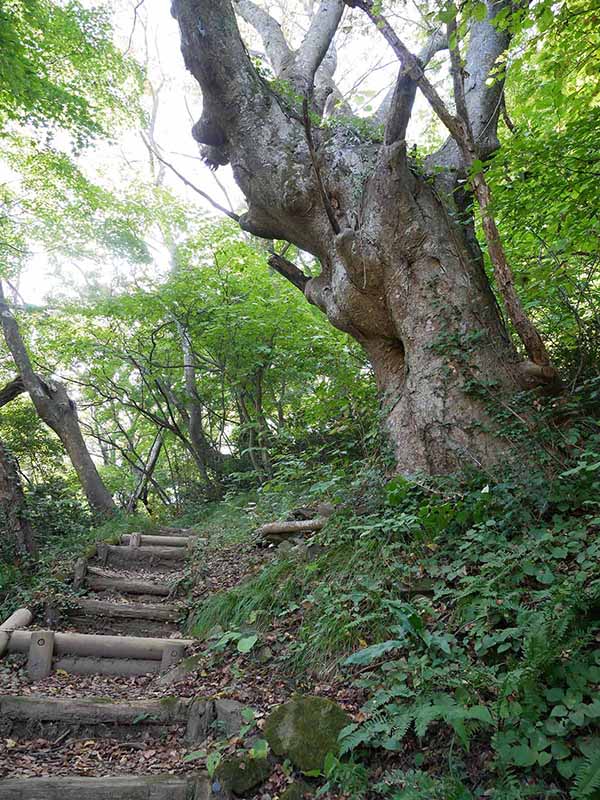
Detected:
[171,0,540,475]
[0,440,36,557]
[0,286,115,514]
[302,158,522,473]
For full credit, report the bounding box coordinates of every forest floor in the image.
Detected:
[0,525,361,797]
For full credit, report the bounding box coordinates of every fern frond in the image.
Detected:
[572,741,600,799]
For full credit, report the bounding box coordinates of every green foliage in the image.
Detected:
[0,0,141,141]
[189,403,600,798]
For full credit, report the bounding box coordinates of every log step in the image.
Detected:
[73,598,180,622]
[53,656,161,676]
[122,534,196,548]
[0,608,33,657]
[159,526,197,536]
[0,775,211,800]
[85,568,172,597]
[100,544,187,567]
[0,694,190,725]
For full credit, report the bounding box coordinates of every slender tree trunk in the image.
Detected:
[0,285,116,515]
[127,434,163,513]
[0,440,36,558]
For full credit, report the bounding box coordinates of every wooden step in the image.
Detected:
[85,567,172,597]
[6,629,194,676]
[122,534,196,548]
[73,598,180,622]
[159,526,197,536]
[99,544,187,568]
[0,775,211,800]
[0,694,190,725]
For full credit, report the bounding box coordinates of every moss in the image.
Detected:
[182,654,203,669]
[280,781,313,800]
[263,695,351,772]
[159,695,178,707]
[215,754,270,795]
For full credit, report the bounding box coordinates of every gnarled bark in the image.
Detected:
[0,440,36,557]
[171,0,550,474]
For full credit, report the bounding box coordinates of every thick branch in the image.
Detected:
[0,376,26,408]
[268,251,310,293]
[351,0,557,377]
[293,0,344,87]
[384,29,446,144]
[172,0,269,136]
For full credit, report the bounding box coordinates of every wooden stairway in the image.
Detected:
[0,527,209,798]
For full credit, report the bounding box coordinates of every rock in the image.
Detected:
[263,695,351,772]
[215,698,244,737]
[156,654,202,686]
[257,645,273,663]
[280,781,312,800]
[278,540,294,555]
[186,699,214,744]
[215,754,271,795]
[293,543,324,563]
[315,502,335,518]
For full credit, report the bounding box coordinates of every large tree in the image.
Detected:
[171,0,559,474]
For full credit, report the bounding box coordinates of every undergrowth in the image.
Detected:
[188,385,600,799]
[0,484,156,618]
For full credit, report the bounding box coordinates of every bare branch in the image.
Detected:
[346,1,465,145]
[143,137,241,222]
[233,0,292,74]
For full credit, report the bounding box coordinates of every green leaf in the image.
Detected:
[206,751,222,777]
[183,749,206,763]
[237,634,258,653]
[250,739,270,760]
[511,744,538,767]
[344,639,406,666]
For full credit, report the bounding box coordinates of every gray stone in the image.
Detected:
[215,698,244,737]
[186,699,215,744]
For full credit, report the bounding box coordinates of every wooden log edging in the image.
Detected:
[104,544,187,565]
[158,525,197,536]
[53,656,161,677]
[7,630,195,660]
[0,608,33,657]
[0,774,211,800]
